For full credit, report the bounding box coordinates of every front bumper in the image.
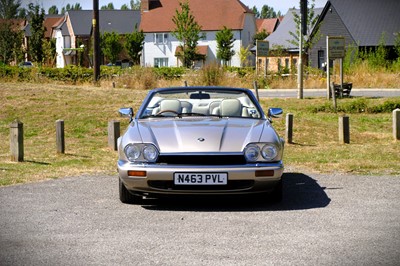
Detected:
[118,160,284,196]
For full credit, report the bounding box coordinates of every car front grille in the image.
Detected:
[148,180,254,191]
[157,155,246,165]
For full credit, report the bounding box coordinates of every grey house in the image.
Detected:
[310,0,400,69]
[266,0,400,71]
[265,7,323,72]
[54,10,141,68]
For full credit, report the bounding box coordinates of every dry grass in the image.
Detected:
[263,98,400,175]
[0,82,146,185]
[1,82,399,186]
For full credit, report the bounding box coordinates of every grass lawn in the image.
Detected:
[1,82,399,186]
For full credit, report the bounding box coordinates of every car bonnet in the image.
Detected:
[134,118,276,153]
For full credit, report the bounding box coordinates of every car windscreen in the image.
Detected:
[139,89,262,119]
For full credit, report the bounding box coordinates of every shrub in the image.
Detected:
[199,63,225,86]
[311,98,400,114]
[153,67,186,80]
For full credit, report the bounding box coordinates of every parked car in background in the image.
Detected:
[117,87,284,204]
[19,61,33,68]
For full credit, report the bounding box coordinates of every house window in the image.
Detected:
[277,58,282,71]
[154,33,168,44]
[318,50,325,69]
[201,32,207,40]
[154,58,168,67]
[285,58,289,69]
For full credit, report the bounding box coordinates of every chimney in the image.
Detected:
[141,0,150,12]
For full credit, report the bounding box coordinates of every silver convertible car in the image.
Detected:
[117,87,284,204]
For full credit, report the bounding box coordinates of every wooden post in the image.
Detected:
[56,120,65,154]
[330,82,337,112]
[339,115,350,144]
[393,109,400,141]
[286,113,293,144]
[10,120,24,162]
[108,120,120,151]
[184,80,188,87]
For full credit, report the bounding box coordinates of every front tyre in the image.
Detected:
[119,178,143,204]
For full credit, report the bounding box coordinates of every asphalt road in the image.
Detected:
[255,88,400,98]
[1,172,399,266]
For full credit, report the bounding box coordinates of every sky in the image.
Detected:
[21,0,328,15]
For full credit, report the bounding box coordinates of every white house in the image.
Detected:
[53,10,141,68]
[139,0,256,67]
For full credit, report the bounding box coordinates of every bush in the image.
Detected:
[310,98,400,114]
[369,100,400,113]
[153,67,186,80]
[225,66,254,78]
[199,63,225,86]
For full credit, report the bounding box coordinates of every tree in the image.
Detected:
[172,1,202,68]
[16,7,26,18]
[216,26,235,66]
[252,5,280,19]
[251,6,260,18]
[0,20,22,63]
[101,3,114,10]
[130,0,141,10]
[28,3,45,64]
[121,4,129,10]
[48,5,59,15]
[261,5,276,18]
[253,29,268,45]
[288,0,321,52]
[237,45,251,67]
[100,31,123,64]
[61,3,82,14]
[0,0,21,19]
[125,25,145,65]
[42,38,56,66]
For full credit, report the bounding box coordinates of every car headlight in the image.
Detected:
[244,143,279,162]
[143,145,158,162]
[125,144,141,161]
[261,144,278,160]
[124,143,159,163]
[244,144,260,162]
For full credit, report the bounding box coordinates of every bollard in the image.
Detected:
[286,113,293,144]
[339,115,350,144]
[108,120,120,151]
[394,109,400,141]
[56,120,65,154]
[10,120,24,162]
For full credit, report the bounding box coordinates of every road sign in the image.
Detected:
[328,36,345,59]
[256,40,269,57]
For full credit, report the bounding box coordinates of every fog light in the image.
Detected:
[127,170,147,177]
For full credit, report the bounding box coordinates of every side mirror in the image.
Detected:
[119,108,134,122]
[268,108,283,118]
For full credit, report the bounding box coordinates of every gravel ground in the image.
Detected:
[1,172,399,266]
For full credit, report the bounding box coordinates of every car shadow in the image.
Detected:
[141,172,331,212]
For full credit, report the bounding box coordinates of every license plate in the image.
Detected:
[174,173,228,185]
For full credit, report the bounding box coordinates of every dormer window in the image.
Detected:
[154,33,168,44]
